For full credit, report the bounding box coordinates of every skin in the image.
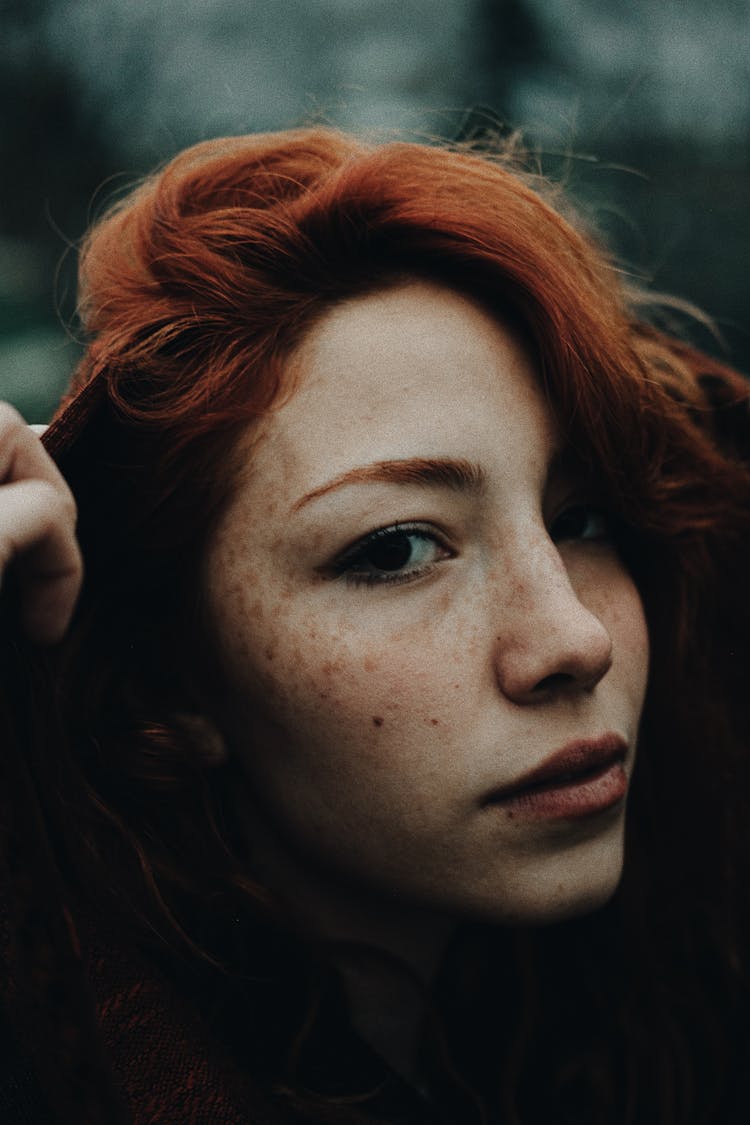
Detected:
[0,405,81,644]
[0,282,650,1084]
[201,281,650,981]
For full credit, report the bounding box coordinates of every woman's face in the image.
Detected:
[202,281,649,938]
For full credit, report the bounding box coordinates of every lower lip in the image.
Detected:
[491,760,628,820]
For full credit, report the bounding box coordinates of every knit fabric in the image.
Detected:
[80,918,270,1125]
[0,894,445,1125]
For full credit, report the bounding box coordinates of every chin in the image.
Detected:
[526,875,623,927]
[469,827,626,928]
[481,875,623,930]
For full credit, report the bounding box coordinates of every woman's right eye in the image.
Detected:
[331,523,452,587]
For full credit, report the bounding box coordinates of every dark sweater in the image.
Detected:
[0,905,460,1125]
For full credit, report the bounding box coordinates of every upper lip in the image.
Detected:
[483,732,628,804]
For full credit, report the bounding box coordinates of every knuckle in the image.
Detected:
[57,483,78,524]
[0,401,25,438]
[44,481,78,526]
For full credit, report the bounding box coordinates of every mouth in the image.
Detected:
[483,733,629,820]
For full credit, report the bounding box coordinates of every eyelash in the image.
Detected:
[550,502,612,544]
[332,503,612,589]
[333,522,451,588]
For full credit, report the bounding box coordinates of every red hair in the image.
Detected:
[18,128,750,1122]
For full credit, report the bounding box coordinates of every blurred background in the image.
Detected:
[2,0,748,421]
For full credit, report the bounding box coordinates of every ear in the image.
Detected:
[173,711,229,766]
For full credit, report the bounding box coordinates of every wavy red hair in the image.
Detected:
[20,127,750,1122]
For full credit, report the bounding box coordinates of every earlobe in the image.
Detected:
[173,711,229,766]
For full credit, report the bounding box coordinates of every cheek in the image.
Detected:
[209,598,476,862]
[211,581,424,731]
[253,623,459,749]
[611,570,648,654]
[589,565,650,703]
[208,582,481,809]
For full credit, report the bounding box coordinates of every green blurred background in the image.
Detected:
[2,0,748,422]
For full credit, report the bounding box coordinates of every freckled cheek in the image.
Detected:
[206,547,472,738]
[618,592,650,703]
[238,618,466,746]
[291,644,447,724]
[585,570,650,701]
[205,572,299,709]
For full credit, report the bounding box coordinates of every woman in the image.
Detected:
[0,127,748,1125]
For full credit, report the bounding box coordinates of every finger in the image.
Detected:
[0,479,83,645]
[0,403,70,493]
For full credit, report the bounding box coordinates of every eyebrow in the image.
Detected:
[291,456,488,511]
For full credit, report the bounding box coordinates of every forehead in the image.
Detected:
[243,280,556,492]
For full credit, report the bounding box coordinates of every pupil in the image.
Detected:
[557,508,585,538]
[367,533,413,571]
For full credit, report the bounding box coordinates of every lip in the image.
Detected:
[483,732,629,820]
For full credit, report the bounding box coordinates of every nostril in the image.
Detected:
[532,672,576,695]
[493,606,614,703]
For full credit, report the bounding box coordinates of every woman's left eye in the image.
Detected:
[332,524,451,587]
[550,503,611,543]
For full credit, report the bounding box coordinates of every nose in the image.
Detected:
[491,540,614,705]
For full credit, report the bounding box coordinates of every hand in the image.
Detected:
[0,404,82,644]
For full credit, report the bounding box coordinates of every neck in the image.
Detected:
[335,951,436,1087]
[320,908,455,1086]
[241,811,456,1082]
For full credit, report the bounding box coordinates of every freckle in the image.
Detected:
[318,690,330,700]
[430,718,439,726]
[372,716,384,727]
[264,646,275,661]
[508,811,515,820]
[364,655,377,673]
